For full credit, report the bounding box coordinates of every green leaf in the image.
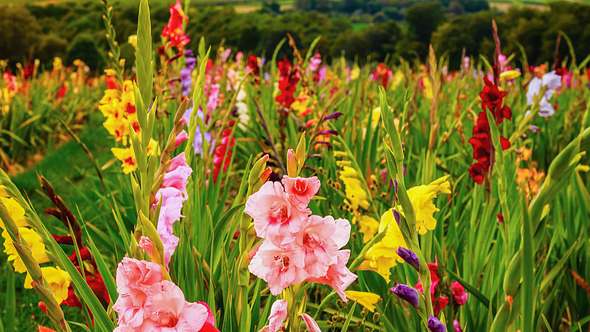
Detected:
[136,0,153,109]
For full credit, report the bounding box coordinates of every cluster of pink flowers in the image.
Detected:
[155,153,192,266]
[113,257,218,331]
[245,176,356,300]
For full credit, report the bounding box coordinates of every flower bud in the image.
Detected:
[391,283,419,308]
[428,316,446,332]
[323,111,342,121]
[396,246,419,270]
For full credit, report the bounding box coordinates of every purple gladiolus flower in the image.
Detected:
[391,284,419,308]
[323,111,342,121]
[396,247,419,270]
[428,316,446,332]
[181,49,196,96]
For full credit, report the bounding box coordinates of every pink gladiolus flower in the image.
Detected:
[297,215,350,278]
[248,241,307,295]
[307,249,357,302]
[113,258,163,328]
[114,258,218,331]
[281,176,321,212]
[175,130,188,147]
[301,313,322,332]
[155,152,192,266]
[260,299,288,332]
[244,181,308,245]
[450,281,468,305]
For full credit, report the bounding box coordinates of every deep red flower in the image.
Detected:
[56,83,67,100]
[161,0,190,50]
[246,55,260,79]
[275,59,300,109]
[433,295,449,315]
[468,158,490,184]
[480,76,507,112]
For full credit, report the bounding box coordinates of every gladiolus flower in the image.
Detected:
[248,241,307,295]
[281,176,321,212]
[0,196,28,227]
[24,267,71,304]
[403,176,451,234]
[359,209,407,282]
[344,291,381,312]
[526,71,562,117]
[428,316,446,332]
[300,313,321,332]
[161,0,190,50]
[261,299,288,332]
[244,181,308,245]
[308,249,357,301]
[450,281,468,305]
[391,283,420,308]
[3,228,49,273]
[396,247,420,270]
[296,215,350,278]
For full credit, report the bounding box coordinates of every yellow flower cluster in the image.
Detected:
[335,152,370,212]
[99,70,159,174]
[0,188,71,304]
[360,209,407,282]
[360,176,450,281]
[98,74,139,145]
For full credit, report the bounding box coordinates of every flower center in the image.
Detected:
[293,180,308,195]
[269,202,289,224]
[274,255,290,272]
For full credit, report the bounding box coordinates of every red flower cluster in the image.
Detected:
[61,247,110,308]
[275,59,300,109]
[246,55,260,81]
[415,262,469,315]
[468,76,512,184]
[161,0,190,51]
[213,127,236,181]
[372,63,392,88]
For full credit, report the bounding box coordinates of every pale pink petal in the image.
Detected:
[301,313,322,332]
[267,300,288,332]
[282,176,320,211]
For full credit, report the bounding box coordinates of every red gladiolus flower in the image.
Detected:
[275,59,300,109]
[246,55,260,79]
[468,76,512,184]
[56,83,67,100]
[372,63,392,87]
[161,0,190,50]
[450,281,468,305]
[213,128,236,181]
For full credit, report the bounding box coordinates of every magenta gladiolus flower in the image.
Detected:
[450,281,468,305]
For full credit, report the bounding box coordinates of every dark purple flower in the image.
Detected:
[323,111,342,121]
[396,246,419,270]
[428,316,446,332]
[317,129,338,136]
[391,283,419,308]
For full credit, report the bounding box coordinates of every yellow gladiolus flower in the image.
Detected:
[345,291,381,312]
[25,267,71,304]
[337,162,370,211]
[350,65,360,80]
[400,176,451,235]
[111,147,137,174]
[500,70,521,81]
[360,209,407,282]
[128,35,138,49]
[0,196,28,228]
[3,228,49,273]
[354,215,379,243]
